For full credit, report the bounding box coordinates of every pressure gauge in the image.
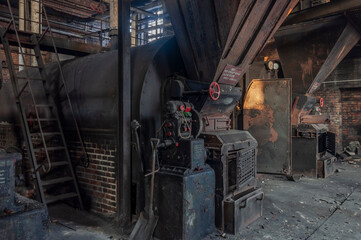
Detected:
[266,61,274,70]
[273,62,280,70]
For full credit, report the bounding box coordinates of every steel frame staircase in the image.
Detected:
[0,0,88,209]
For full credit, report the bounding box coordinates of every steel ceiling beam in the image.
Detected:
[284,0,361,25]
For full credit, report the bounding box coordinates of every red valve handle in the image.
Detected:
[320,98,324,108]
[209,82,220,101]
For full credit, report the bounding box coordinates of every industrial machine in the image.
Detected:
[292,124,336,178]
[165,77,263,233]
[154,101,215,240]
[0,0,300,237]
[0,153,48,240]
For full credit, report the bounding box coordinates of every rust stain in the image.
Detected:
[266,106,278,143]
[300,58,313,88]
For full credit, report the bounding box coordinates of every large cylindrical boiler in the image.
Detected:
[0,37,185,173]
[0,37,185,134]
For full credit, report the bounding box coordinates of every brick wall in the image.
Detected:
[316,57,361,151]
[316,87,343,151]
[0,123,118,216]
[341,88,361,147]
[68,133,117,216]
[0,36,117,215]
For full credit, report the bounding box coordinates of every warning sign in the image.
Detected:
[218,64,242,86]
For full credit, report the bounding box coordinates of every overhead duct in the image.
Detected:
[165,0,299,83]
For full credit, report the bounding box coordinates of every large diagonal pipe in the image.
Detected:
[307,23,361,94]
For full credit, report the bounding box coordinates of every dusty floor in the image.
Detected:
[48,204,126,240]
[49,161,361,240]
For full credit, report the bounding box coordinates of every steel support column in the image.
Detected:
[117,0,132,227]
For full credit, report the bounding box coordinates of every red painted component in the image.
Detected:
[179,105,185,111]
[175,142,179,147]
[205,116,210,126]
[90,3,104,14]
[185,106,192,112]
[184,127,188,132]
[167,132,172,137]
[209,82,221,101]
[320,98,324,108]
[167,123,172,128]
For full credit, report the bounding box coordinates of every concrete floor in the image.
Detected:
[48,204,126,240]
[49,161,361,240]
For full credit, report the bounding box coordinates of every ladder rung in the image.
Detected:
[13,64,42,69]
[10,51,37,57]
[45,192,78,204]
[42,177,73,186]
[18,76,45,81]
[34,146,65,152]
[34,104,54,108]
[51,161,69,167]
[30,132,61,137]
[26,118,56,121]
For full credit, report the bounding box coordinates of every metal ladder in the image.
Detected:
[0,0,87,209]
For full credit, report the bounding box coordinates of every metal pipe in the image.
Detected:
[117,0,131,227]
[323,79,361,84]
[307,23,361,94]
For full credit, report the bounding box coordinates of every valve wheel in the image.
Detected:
[209,82,221,101]
[320,98,324,108]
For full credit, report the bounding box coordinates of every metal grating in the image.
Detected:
[237,148,256,188]
[226,147,256,193]
[327,132,336,155]
[227,150,238,192]
[0,159,11,198]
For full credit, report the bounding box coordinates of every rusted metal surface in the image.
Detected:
[300,114,330,124]
[214,0,299,83]
[292,124,336,178]
[201,130,257,229]
[2,29,108,56]
[44,0,107,19]
[243,79,292,175]
[307,23,361,94]
[275,16,347,95]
